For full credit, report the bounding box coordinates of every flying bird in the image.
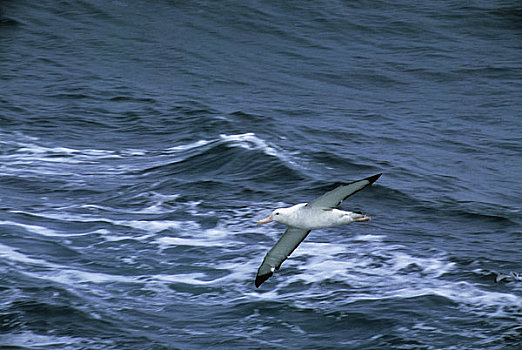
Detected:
[255,173,382,287]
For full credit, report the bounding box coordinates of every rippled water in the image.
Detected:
[1,1,521,349]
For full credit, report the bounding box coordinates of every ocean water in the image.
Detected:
[1,1,521,349]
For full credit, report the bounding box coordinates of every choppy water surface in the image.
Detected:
[1,1,521,349]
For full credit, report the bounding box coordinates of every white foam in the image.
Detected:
[1,133,304,184]
[98,218,198,240]
[0,243,138,286]
[0,220,89,237]
[121,149,147,156]
[287,240,454,288]
[0,243,48,265]
[220,133,277,155]
[11,143,121,161]
[136,257,256,288]
[103,233,153,242]
[220,132,302,168]
[352,234,384,242]
[0,331,92,349]
[156,236,226,248]
[115,219,183,232]
[389,251,451,278]
[394,283,522,308]
[201,226,232,238]
[0,139,144,181]
[154,272,211,285]
[139,193,181,214]
[9,209,176,238]
[142,133,304,173]
[0,140,134,180]
[52,267,137,285]
[12,211,198,235]
[154,224,240,250]
[293,241,349,257]
[167,139,213,152]
[79,193,182,215]
[5,155,86,164]
[17,145,78,154]
[249,234,522,318]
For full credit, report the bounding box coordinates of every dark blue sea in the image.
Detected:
[1,1,521,349]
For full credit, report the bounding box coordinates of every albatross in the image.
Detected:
[255,173,382,287]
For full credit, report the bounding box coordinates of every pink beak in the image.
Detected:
[353,215,370,222]
[257,215,273,226]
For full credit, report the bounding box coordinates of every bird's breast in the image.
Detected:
[288,208,351,230]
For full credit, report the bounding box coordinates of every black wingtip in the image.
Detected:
[366,173,382,184]
[255,273,273,288]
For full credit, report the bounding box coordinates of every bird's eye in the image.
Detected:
[275,212,280,216]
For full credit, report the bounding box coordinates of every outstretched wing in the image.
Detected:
[307,173,381,209]
[255,227,311,287]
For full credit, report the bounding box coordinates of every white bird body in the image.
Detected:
[266,203,369,230]
[255,173,381,287]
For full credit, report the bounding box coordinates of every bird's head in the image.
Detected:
[257,207,292,226]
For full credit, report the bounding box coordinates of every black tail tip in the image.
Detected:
[255,273,272,288]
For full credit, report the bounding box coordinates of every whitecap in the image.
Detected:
[220,132,302,168]
[0,220,89,237]
[220,133,277,155]
[269,237,522,318]
[0,243,140,287]
[17,145,79,154]
[155,236,228,248]
[154,272,211,285]
[79,193,181,215]
[166,139,213,153]
[13,143,121,161]
[395,283,522,309]
[0,235,163,302]
[103,233,153,242]
[154,223,241,249]
[0,331,98,349]
[13,210,198,234]
[0,243,48,265]
[0,140,130,170]
[51,267,138,285]
[121,149,147,156]
[115,219,197,233]
[352,234,384,242]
